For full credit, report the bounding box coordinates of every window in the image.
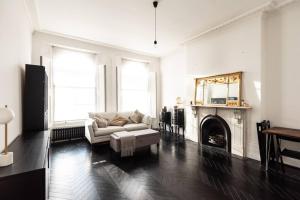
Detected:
[118,59,154,116]
[52,47,104,122]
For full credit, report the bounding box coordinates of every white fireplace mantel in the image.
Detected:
[185,105,251,157]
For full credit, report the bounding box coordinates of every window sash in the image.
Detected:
[118,59,151,115]
[51,47,104,123]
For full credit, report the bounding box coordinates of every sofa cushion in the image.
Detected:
[129,110,144,123]
[94,126,126,137]
[117,112,133,124]
[123,123,148,131]
[109,115,129,126]
[89,112,133,121]
[94,117,109,128]
[89,112,115,121]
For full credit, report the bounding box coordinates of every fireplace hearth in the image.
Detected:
[200,115,231,153]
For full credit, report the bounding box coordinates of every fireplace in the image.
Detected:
[200,115,231,153]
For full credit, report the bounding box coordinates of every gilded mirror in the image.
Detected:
[194,72,242,107]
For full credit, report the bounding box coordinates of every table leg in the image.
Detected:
[265,134,269,171]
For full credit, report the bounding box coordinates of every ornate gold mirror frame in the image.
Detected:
[194,72,242,107]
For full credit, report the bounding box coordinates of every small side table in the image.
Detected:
[263,127,300,171]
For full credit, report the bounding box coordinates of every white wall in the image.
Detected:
[264,1,300,167]
[160,47,186,107]
[0,0,33,151]
[32,32,161,122]
[161,13,263,160]
[161,1,300,167]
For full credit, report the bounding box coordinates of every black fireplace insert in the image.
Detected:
[200,115,231,153]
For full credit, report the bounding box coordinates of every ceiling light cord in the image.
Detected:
[155,8,156,41]
[153,1,158,46]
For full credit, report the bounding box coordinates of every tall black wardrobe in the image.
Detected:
[23,64,48,132]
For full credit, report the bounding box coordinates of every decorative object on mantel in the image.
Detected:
[195,72,243,107]
[176,97,184,107]
[241,99,250,107]
[0,105,15,167]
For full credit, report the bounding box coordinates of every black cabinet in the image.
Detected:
[159,111,172,132]
[173,108,185,138]
[174,108,184,127]
[0,131,50,200]
[23,64,48,132]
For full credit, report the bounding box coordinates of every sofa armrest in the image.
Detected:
[85,119,95,144]
[142,115,152,128]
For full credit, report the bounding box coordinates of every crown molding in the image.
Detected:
[35,30,160,58]
[265,0,299,11]
[181,0,297,45]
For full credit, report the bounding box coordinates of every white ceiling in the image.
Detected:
[32,0,270,57]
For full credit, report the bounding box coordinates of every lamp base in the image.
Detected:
[0,152,13,167]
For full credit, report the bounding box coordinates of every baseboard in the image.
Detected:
[246,151,261,161]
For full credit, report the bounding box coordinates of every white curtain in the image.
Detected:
[95,54,106,112]
[149,71,157,118]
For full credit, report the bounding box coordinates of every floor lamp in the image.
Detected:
[0,105,15,167]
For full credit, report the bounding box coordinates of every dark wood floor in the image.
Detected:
[49,133,300,200]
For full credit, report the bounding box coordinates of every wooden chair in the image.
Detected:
[257,120,284,171]
[257,121,274,165]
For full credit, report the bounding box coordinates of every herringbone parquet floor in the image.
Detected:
[49,134,300,200]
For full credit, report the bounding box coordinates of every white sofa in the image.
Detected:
[85,111,152,144]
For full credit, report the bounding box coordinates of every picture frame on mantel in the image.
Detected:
[194,72,242,107]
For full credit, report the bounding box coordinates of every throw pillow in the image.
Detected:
[92,121,98,130]
[94,117,109,128]
[109,115,129,126]
[118,114,133,124]
[129,110,144,123]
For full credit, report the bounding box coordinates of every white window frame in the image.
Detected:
[50,46,105,126]
[117,58,156,117]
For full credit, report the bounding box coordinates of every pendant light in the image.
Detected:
[153,1,158,46]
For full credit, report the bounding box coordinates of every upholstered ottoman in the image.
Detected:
[110,129,160,153]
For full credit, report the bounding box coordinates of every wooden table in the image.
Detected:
[263,127,300,171]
